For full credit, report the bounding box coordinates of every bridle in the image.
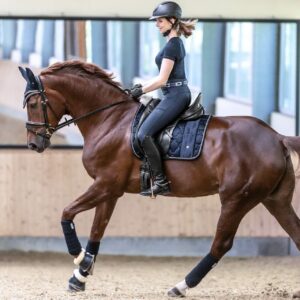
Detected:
[23,76,129,140]
[24,76,59,139]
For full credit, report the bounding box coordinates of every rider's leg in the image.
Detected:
[140,135,170,196]
[137,87,190,196]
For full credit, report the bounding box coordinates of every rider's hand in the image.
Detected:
[130,83,144,100]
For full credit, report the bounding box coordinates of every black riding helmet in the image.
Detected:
[149,1,182,20]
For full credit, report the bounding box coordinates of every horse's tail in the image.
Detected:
[282,136,300,178]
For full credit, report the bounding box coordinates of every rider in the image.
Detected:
[131,1,197,196]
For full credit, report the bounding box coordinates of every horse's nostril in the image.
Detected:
[28,143,38,151]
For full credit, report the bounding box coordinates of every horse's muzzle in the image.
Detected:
[28,134,51,153]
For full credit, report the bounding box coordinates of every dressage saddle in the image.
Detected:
[132,92,205,158]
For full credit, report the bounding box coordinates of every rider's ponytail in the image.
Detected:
[177,19,198,38]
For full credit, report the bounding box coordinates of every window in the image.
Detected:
[225,22,253,102]
[53,21,65,63]
[0,20,3,58]
[183,22,203,89]
[107,21,122,80]
[139,21,161,78]
[15,20,24,51]
[85,21,92,63]
[279,23,296,116]
[0,20,3,45]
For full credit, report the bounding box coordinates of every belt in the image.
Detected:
[165,80,188,88]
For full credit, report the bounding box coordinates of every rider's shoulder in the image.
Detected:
[165,37,181,49]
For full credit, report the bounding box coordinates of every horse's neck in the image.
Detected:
[62,82,134,140]
[65,82,113,117]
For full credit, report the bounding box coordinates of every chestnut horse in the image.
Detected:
[19,61,300,297]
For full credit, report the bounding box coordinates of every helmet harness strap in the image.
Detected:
[163,18,178,37]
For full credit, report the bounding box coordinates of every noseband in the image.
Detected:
[23,76,128,140]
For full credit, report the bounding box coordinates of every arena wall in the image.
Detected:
[0,148,299,238]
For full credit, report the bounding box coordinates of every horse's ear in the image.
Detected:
[18,66,28,82]
[25,67,38,89]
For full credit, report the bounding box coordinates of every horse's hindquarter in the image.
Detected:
[165,116,287,198]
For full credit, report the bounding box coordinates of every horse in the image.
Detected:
[19,60,300,298]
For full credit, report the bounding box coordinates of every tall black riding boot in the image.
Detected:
[140,136,170,196]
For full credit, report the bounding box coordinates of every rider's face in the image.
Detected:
[155,17,173,34]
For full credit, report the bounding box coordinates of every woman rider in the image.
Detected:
[130,1,197,196]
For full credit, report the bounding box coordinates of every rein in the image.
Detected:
[24,76,129,139]
[54,100,128,132]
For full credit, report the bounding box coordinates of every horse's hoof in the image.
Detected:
[167,287,186,298]
[293,290,300,298]
[68,275,85,292]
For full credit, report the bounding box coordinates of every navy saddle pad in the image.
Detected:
[131,103,211,160]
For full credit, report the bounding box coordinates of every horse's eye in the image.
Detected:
[29,101,38,109]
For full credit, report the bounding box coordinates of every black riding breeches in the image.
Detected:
[137,85,191,144]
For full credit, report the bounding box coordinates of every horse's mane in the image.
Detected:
[41,60,122,90]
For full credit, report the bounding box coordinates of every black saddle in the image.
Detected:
[132,93,207,160]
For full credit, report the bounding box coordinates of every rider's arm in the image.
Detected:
[142,58,174,93]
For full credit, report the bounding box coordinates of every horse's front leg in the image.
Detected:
[60,179,121,291]
[68,199,118,291]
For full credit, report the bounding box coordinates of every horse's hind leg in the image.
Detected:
[262,159,300,297]
[168,195,260,297]
[262,156,300,251]
[263,200,300,251]
[263,200,300,298]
